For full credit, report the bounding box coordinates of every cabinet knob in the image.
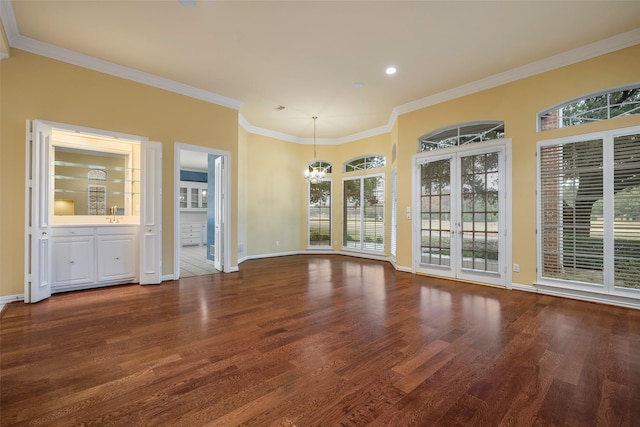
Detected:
[69,260,74,264]
[115,257,120,260]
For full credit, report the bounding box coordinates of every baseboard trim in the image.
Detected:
[0,294,24,304]
[511,283,537,293]
[521,282,640,310]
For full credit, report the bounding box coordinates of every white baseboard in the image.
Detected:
[511,283,537,293]
[0,294,24,304]
[161,274,175,282]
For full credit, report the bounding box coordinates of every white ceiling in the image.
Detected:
[3,1,640,140]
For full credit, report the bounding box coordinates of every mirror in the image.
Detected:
[51,130,140,221]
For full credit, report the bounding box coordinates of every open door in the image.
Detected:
[26,120,53,303]
[139,141,162,284]
[214,155,224,271]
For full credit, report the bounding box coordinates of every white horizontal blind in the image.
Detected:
[613,133,640,290]
[539,139,604,285]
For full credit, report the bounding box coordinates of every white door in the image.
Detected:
[139,141,162,284]
[214,155,224,271]
[415,142,509,286]
[26,120,53,302]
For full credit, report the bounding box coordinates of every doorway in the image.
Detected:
[174,143,230,278]
[413,140,512,287]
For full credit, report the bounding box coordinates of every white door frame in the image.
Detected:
[412,139,512,288]
[173,142,232,277]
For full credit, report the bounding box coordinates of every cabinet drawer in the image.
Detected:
[181,238,201,246]
[51,227,94,237]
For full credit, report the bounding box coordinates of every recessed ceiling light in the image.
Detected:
[386,66,397,75]
[354,82,364,89]
[179,0,196,8]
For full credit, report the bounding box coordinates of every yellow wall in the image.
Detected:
[396,44,640,286]
[0,48,239,297]
[2,43,640,298]
[245,133,306,255]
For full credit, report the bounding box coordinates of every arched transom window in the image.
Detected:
[418,121,505,152]
[539,84,640,131]
[308,160,332,174]
[344,155,386,172]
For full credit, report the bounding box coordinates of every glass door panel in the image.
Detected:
[417,145,507,286]
[420,158,452,268]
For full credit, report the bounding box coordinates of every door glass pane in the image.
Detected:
[190,188,199,208]
[460,152,499,272]
[613,133,640,289]
[179,187,187,208]
[420,159,451,266]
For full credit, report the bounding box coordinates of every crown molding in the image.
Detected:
[0,0,18,44]
[2,0,638,144]
[238,111,398,146]
[396,28,640,116]
[9,34,243,110]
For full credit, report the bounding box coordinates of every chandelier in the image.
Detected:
[304,116,325,184]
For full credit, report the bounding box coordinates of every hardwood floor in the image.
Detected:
[2,255,639,426]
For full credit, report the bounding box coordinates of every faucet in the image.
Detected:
[108,205,121,223]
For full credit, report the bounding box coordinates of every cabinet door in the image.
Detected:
[98,236,136,281]
[201,186,208,209]
[190,187,199,209]
[51,237,95,287]
[179,187,188,209]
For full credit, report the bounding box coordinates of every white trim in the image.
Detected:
[0,294,24,304]
[511,283,537,293]
[10,33,242,110]
[174,142,235,278]
[535,282,640,310]
[161,274,174,282]
[0,0,19,45]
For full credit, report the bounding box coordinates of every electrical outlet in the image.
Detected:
[513,264,519,272]
[275,241,279,247]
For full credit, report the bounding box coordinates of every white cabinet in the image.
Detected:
[181,223,202,246]
[179,181,208,211]
[97,227,137,282]
[50,225,138,292]
[51,228,95,288]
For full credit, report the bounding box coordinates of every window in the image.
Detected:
[390,169,397,259]
[418,122,505,152]
[308,160,332,174]
[343,175,384,252]
[308,180,331,247]
[344,155,386,172]
[538,127,640,293]
[539,85,640,131]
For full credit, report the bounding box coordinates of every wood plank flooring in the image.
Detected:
[2,255,640,426]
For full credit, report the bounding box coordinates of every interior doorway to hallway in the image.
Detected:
[174,143,230,278]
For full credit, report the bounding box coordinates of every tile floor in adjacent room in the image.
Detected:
[180,244,219,278]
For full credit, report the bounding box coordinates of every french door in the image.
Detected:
[414,141,510,287]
